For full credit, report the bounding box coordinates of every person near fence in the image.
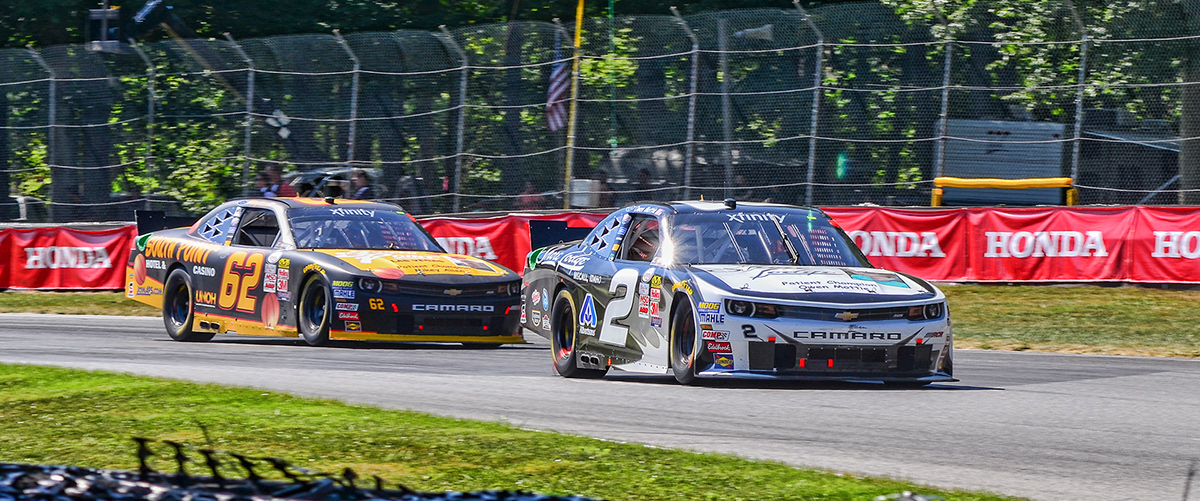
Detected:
[254,172,272,197]
[351,169,375,200]
[516,181,545,211]
[593,170,614,208]
[263,165,297,198]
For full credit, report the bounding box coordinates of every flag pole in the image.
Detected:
[562,0,584,209]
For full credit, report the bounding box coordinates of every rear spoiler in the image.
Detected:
[135,210,200,235]
[528,219,593,250]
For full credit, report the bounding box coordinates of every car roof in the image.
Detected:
[626,200,821,215]
[226,197,403,211]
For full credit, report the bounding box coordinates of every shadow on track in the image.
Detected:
[602,374,1002,391]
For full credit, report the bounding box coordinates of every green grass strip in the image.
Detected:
[0,364,1020,500]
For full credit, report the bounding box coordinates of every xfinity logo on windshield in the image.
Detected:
[330,208,376,217]
[727,213,785,223]
[413,304,494,312]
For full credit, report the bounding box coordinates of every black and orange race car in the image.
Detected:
[126,197,522,346]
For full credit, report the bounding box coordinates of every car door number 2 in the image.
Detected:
[598,268,640,345]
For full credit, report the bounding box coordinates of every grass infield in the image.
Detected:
[0,286,1197,357]
[0,364,1017,501]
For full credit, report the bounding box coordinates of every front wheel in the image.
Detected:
[549,289,606,378]
[670,299,703,385]
[298,275,332,346]
[162,268,213,342]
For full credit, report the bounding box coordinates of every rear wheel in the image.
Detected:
[670,299,702,385]
[298,275,332,346]
[162,268,213,342]
[550,289,606,378]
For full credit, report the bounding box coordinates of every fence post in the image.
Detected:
[932,23,953,180]
[333,30,360,170]
[671,8,699,201]
[718,18,733,199]
[128,41,155,178]
[27,47,56,219]
[794,1,824,206]
[1068,4,1088,186]
[562,0,586,210]
[224,33,255,197]
[437,26,469,213]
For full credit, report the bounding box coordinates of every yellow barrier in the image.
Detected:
[931,177,1077,207]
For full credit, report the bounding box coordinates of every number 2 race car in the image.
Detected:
[127,198,522,347]
[522,200,954,385]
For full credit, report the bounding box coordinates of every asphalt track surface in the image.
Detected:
[1,313,1198,501]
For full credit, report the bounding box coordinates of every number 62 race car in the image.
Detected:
[522,200,954,385]
[127,198,523,347]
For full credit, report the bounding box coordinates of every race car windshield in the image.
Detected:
[289,208,441,251]
[669,211,869,267]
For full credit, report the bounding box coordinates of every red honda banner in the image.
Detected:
[1,226,136,290]
[421,212,606,273]
[1127,206,1200,283]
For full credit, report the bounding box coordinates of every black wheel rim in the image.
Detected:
[169,282,190,327]
[553,302,573,362]
[677,308,696,367]
[302,282,327,333]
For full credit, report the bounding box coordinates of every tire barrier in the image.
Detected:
[0,438,601,501]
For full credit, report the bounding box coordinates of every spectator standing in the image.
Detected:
[254,172,272,197]
[593,170,615,208]
[263,164,297,198]
[351,169,376,200]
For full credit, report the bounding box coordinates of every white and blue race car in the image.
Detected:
[521,200,954,385]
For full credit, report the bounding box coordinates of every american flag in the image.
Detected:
[546,31,570,132]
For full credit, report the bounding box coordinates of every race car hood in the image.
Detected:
[686,264,938,304]
[314,249,517,284]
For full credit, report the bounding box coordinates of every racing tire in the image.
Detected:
[549,289,606,378]
[162,268,214,342]
[298,275,332,346]
[670,299,702,385]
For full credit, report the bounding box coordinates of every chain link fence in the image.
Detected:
[3,1,1200,222]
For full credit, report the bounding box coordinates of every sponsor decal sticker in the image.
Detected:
[650,275,662,289]
[277,290,291,302]
[338,311,359,320]
[335,302,359,311]
[541,316,551,331]
[144,259,166,270]
[638,295,650,318]
[344,321,362,332]
[579,294,597,336]
[541,288,549,310]
[650,315,662,328]
[263,263,278,293]
[639,282,649,296]
[192,265,216,277]
[671,280,693,295]
[278,258,290,268]
[649,300,660,316]
[530,289,541,306]
[195,290,217,307]
[276,268,289,291]
[641,267,656,282]
[332,280,353,287]
[650,288,660,300]
[303,263,325,275]
[126,282,135,298]
[697,302,721,313]
[531,310,541,325]
[706,340,733,353]
[332,287,355,300]
[267,251,282,264]
[699,312,725,324]
[701,330,729,341]
[520,299,527,323]
[713,353,734,369]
